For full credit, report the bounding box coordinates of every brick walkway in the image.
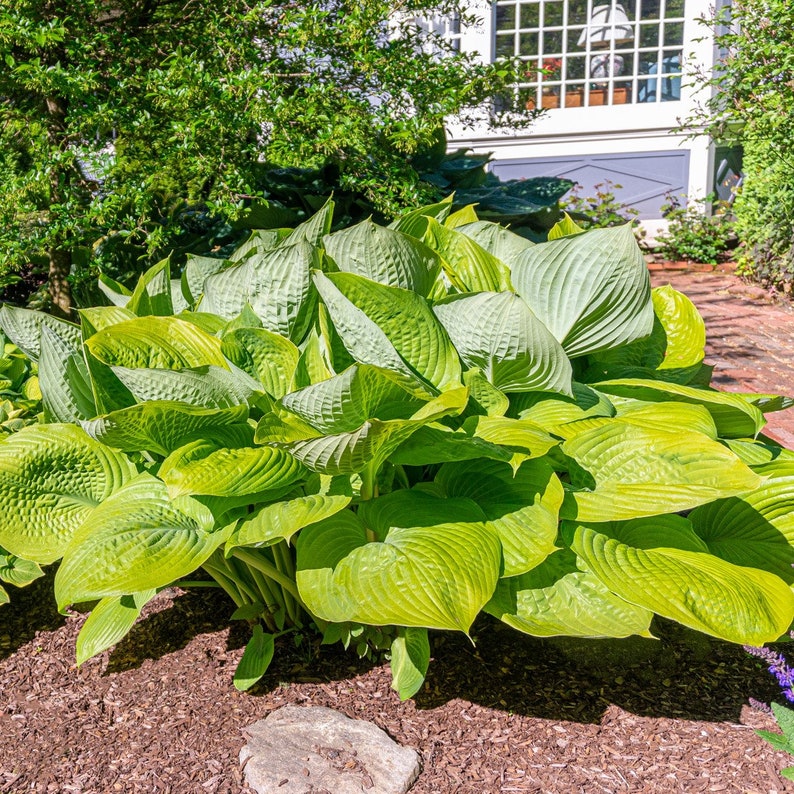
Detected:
[650,267,794,448]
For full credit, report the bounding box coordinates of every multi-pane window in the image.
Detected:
[495,0,685,109]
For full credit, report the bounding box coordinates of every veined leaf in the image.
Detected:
[295,510,501,632]
[233,625,275,691]
[485,548,653,638]
[127,259,173,317]
[594,378,765,438]
[389,197,453,237]
[390,628,430,700]
[456,220,534,266]
[323,219,442,295]
[39,324,96,423]
[97,274,132,308]
[0,304,81,361]
[283,198,334,247]
[561,420,762,521]
[511,224,654,357]
[433,292,572,395]
[564,518,794,645]
[55,474,228,608]
[183,254,227,305]
[510,382,615,426]
[79,306,137,335]
[463,368,509,417]
[0,424,137,564]
[389,423,513,466]
[547,213,585,240]
[221,327,300,399]
[723,438,794,469]
[0,550,43,587]
[292,327,334,390]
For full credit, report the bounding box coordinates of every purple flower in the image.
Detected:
[744,643,794,702]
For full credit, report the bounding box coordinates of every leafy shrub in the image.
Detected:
[1,199,793,696]
[562,180,640,230]
[657,194,735,265]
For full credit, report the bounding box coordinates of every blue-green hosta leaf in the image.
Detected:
[283,198,334,247]
[202,241,319,342]
[323,220,442,296]
[463,368,509,417]
[388,423,513,466]
[280,364,424,434]
[76,589,157,665]
[0,550,44,587]
[0,304,81,361]
[436,458,563,577]
[81,402,248,456]
[561,420,762,521]
[221,328,300,399]
[233,625,275,692]
[292,327,334,390]
[295,510,501,632]
[314,271,462,397]
[594,378,765,438]
[510,382,615,427]
[420,217,513,292]
[485,548,653,638]
[511,224,654,357]
[127,259,173,317]
[229,229,292,262]
[390,628,430,700]
[737,393,794,414]
[455,221,534,266]
[564,518,794,644]
[55,474,228,608]
[259,388,468,475]
[97,274,132,308]
[690,471,794,583]
[39,325,97,423]
[86,316,227,371]
[229,494,351,549]
[110,364,257,408]
[160,441,305,499]
[183,254,228,305]
[0,424,137,564]
[433,292,572,395]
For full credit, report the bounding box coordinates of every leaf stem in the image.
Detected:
[232,548,304,606]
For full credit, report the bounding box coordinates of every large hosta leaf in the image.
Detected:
[55,474,228,608]
[323,220,441,295]
[456,221,534,266]
[86,316,226,371]
[127,259,173,317]
[0,304,81,361]
[81,402,248,456]
[564,518,794,644]
[690,470,794,583]
[433,292,572,395]
[295,510,501,632]
[221,328,299,399]
[511,224,654,357]
[183,254,227,305]
[389,423,513,466]
[202,241,319,342]
[510,382,615,427]
[485,548,653,638]
[561,420,762,521]
[594,378,765,439]
[39,325,96,423]
[0,424,137,564]
[436,458,563,576]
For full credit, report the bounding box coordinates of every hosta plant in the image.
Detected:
[1,197,794,697]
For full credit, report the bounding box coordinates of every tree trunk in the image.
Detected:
[47,247,73,319]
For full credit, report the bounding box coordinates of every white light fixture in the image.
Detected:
[578,4,634,47]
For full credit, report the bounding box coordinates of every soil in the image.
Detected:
[3,267,794,794]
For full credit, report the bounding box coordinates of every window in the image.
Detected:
[494,0,684,109]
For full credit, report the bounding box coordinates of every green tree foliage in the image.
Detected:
[0,0,528,315]
[688,0,794,291]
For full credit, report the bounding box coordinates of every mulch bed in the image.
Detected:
[2,570,794,793]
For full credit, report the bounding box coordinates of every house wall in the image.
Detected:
[448,0,717,221]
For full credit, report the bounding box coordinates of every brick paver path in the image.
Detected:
[650,268,794,448]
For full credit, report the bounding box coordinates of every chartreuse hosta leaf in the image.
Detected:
[594,378,765,439]
[98,274,132,307]
[436,458,563,576]
[511,224,654,357]
[39,324,96,423]
[0,304,81,360]
[258,387,468,475]
[81,402,248,456]
[76,589,157,665]
[466,416,560,462]
[463,368,509,417]
[561,420,762,521]
[456,221,534,267]
[110,365,258,408]
[390,628,430,700]
[323,219,442,296]
[723,438,794,470]
[314,271,462,397]
[292,328,334,390]
[563,517,794,645]
[127,259,173,317]
[160,438,305,499]
[0,424,137,564]
[295,510,501,632]
[79,306,137,335]
[420,216,513,293]
[612,401,718,440]
[234,624,275,692]
[388,423,512,466]
[86,315,227,371]
[485,548,653,638]
[229,494,352,550]
[202,241,319,342]
[0,548,44,587]
[433,292,572,396]
[55,474,230,609]
[738,393,794,414]
[389,196,453,237]
[510,382,615,427]
[689,468,794,583]
[221,328,300,399]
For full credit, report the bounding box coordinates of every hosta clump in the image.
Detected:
[2,197,794,698]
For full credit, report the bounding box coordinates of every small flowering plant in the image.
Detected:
[539,57,563,81]
[746,636,794,780]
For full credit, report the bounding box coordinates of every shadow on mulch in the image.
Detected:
[0,572,65,661]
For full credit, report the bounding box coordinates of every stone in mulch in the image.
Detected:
[240,705,420,794]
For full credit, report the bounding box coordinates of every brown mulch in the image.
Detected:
[4,267,794,793]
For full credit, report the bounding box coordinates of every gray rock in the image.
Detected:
[240,704,421,794]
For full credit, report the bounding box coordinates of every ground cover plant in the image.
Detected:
[1,199,794,698]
